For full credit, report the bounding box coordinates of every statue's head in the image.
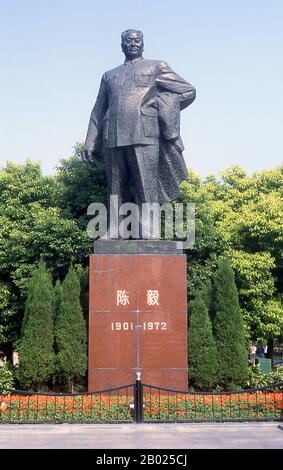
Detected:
[121,29,144,60]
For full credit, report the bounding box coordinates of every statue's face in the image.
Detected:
[121,31,143,60]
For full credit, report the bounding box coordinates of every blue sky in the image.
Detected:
[0,0,282,177]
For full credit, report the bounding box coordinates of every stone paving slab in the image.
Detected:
[0,422,282,449]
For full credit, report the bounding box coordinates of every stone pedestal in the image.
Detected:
[88,241,188,391]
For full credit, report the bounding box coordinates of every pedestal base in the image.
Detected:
[88,249,188,391]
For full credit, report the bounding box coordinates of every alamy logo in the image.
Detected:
[86,195,195,249]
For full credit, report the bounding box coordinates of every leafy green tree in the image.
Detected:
[54,267,87,391]
[56,143,107,229]
[188,289,218,390]
[179,171,224,299]
[0,358,14,391]
[0,160,90,349]
[228,250,283,342]
[181,165,283,345]
[0,282,18,348]
[18,262,55,390]
[213,258,248,389]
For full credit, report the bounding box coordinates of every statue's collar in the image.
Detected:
[124,56,144,65]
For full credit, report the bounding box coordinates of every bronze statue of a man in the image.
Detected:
[83,29,196,209]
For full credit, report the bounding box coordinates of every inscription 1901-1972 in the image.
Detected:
[111,321,167,331]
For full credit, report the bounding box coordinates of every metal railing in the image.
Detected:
[0,384,135,423]
[141,382,283,422]
[1,378,283,423]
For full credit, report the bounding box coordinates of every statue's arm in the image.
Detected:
[83,74,108,162]
[156,62,196,110]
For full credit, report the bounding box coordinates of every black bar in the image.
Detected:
[134,379,143,423]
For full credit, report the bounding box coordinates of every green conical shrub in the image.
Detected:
[188,290,218,390]
[18,262,55,390]
[213,258,248,389]
[53,279,63,320]
[54,267,87,392]
[200,279,214,321]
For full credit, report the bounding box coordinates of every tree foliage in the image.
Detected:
[56,143,107,229]
[181,165,283,344]
[0,159,90,348]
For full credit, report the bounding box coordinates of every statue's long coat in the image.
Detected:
[84,57,196,203]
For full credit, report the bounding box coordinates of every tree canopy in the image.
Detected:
[0,159,90,348]
[180,165,283,344]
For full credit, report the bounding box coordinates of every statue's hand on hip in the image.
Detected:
[82,147,97,163]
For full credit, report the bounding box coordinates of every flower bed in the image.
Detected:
[0,393,134,422]
[142,391,283,421]
[0,390,282,422]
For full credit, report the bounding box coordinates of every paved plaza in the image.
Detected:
[0,422,282,449]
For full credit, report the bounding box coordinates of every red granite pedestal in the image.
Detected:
[88,249,188,391]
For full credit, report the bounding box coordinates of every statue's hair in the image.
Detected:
[121,29,144,42]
